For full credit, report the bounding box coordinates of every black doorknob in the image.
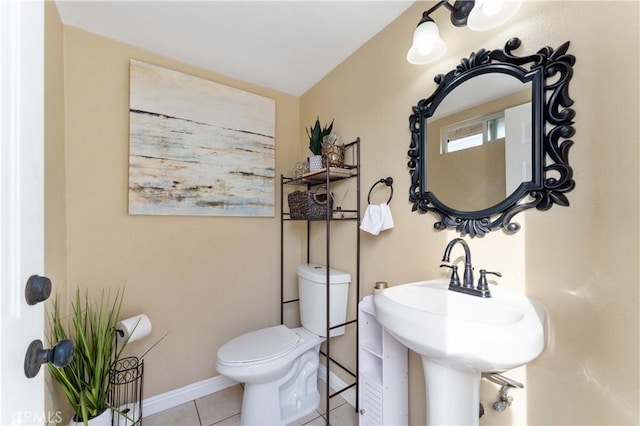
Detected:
[25,275,52,305]
[24,339,74,378]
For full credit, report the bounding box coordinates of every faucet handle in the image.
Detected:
[477,269,502,292]
[440,264,461,287]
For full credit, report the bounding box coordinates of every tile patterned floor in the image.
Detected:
[143,380,359,426]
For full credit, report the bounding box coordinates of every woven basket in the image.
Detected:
[288,188,333,219]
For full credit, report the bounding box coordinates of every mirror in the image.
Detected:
[408,38,576,237]
[426,74,533,211]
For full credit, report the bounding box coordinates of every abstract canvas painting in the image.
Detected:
[128,60,275,216]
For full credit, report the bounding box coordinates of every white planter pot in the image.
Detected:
[309,155,323,171]
[69,409,112,426]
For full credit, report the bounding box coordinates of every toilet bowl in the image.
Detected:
[215,264,351,426]
[216,326,324,425]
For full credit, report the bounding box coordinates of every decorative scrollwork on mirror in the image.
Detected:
[408,37,575,237]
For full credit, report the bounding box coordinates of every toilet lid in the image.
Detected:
[218,325,300,364]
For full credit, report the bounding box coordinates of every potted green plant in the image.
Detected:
[47,288,126,425]
[306,117,334,171]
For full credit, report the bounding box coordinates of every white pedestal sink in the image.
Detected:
[373,279,548,426]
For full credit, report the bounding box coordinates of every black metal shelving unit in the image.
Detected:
[280,137,361,426]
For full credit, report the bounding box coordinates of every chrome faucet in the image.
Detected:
[440,238,499,298]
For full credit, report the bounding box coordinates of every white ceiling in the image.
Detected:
[54,1,415,96]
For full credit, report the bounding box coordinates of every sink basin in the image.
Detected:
[373,279,547,372]
[373,279,548,425]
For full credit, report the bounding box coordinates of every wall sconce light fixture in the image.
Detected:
[407,0,522,65]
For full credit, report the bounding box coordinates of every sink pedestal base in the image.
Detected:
[421,358,481,426]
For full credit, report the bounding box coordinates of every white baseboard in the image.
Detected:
[142,375,238,418]
[317,364,357,409]
[142,367,356,418]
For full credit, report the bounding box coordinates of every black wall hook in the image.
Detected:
[367,177,394,205]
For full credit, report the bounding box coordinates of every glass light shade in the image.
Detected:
[467,0,522,31]
[406,20,447,65]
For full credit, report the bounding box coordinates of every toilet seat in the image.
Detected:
[217,325,300,365]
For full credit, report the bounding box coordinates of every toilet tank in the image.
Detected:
[297,263,351,337]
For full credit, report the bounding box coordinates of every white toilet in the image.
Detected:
[216,264,351,425]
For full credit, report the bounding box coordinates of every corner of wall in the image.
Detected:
[44,0,69,417]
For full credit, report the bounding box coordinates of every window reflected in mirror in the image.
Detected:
[425,80,532,212]
[443,113,504,153]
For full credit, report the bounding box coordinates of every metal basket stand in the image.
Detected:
[110,356,144,426]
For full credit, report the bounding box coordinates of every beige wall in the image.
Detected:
[301,1,638,425]
[49,25,301,399]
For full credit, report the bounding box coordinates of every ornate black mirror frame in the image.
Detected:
[408,38,576,237]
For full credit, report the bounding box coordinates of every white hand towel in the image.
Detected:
[380,203,394,231]
[360,204,383,235]
[360,203,394,235]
